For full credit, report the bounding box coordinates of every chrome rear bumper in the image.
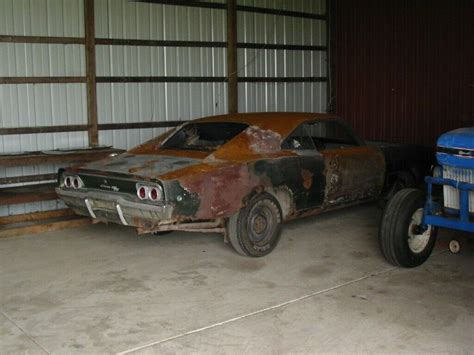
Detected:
[56,188,173,228]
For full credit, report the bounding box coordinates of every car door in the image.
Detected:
[281,119,385,213]
[307,119,385,207]
[281,124,326,212]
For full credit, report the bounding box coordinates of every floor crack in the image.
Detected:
[0,308,50,354]
[118,266,398,354]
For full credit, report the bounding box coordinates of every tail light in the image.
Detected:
[136,183,163,202]
[137,186,148,200]
[63,175,84,189]
[148,186,162,201]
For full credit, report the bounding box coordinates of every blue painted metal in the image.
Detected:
[437,153,474,169]
[437,127,474,169]
[423,176,474,233]
[437,127,474,150]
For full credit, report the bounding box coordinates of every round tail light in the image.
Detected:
[137,186,147,200]
[65,176,72,188]
[73,177,80,189]
[149,187,161,201]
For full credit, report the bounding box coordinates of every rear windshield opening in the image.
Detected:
[161,122,249,151]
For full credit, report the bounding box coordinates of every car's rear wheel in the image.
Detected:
[227,193,282,257]
[378,189,438,267]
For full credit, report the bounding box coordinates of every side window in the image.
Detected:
[305,121,359,150]
[281,124,316,150]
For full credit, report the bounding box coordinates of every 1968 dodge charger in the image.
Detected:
[57,113,431,256]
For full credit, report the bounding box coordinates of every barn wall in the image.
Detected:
[94,0,228,149]
[0,0,328,216]
[334,0,474,146]
[237,0,327,113]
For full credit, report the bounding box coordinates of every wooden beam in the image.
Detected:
[0,35,85,44]
[236,5,326,20]
[239,43,327,51]
[97,76,227,83]
[95,38,326,52]
[0,209,74,225]
[227,0,238,114]
[0,173,57,185]
[0,124,88,135]
[0,148,123,167]
[0,183,58,206]
[133,0,225,10]
[327,0,336,113]
[84,0,98,147]
[96,38,226,48]
[98,121,182,130]
[239,77,327,83]
[0,77,85,84]
[0,217,92,239]
[0,121,182,135]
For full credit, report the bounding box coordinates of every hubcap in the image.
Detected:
[247,204,274,244]
[252,214,268,235]
[407,208,432,253]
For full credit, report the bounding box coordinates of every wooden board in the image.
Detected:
[0,209,74,225]
[0,217,92,239]
[0,147,122,167]
[0,183,57,206]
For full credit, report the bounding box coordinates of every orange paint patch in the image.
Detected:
[301,169,314,190]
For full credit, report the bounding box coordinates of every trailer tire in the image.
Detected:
[227,193,282,257]
[378,189,437,268]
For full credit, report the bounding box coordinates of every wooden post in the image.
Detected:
[84,0,98,147]
[227,0,238,114]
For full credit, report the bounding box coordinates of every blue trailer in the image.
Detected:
[379,127,474,267]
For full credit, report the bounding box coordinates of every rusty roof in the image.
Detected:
[130,112,338,160]
[196,112,336,136]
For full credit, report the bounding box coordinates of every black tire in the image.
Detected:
[227,193,283,257]
[378,189,437,268]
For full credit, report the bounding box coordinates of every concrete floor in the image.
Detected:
[0,204,473,354]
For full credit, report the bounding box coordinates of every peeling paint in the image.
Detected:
[301,169,314,190]
[246,126,282,154]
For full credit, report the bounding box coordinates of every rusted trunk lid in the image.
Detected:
[79,153,202,179]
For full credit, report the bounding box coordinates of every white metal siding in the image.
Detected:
[236,0,327,113]
[0,0,86,216]
[0,0,327,216]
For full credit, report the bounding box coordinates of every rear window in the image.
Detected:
[161,122,248,151]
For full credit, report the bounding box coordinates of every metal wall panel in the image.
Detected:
[0,0,86,216]
[238,0,325,15]
[334,0,473,146]
[0,0,84,37]
[94,0,228,149]
[236,0,327,113]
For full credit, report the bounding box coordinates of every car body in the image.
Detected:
[57,112,418,256]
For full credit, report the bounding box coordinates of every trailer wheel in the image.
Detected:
[227,193,282,257]
[449,239,461,254]
[378,189,437,267]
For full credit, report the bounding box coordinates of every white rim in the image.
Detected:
[407,208,432,253]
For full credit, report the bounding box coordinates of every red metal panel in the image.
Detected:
[334,0,473,146]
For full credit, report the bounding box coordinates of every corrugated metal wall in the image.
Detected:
[237,0,327,113]
[0,0,86,215]
[95,0,228,149]
[334,0,474,146]
[0,0,327,216]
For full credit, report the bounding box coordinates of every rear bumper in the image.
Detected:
[56,188,173,228]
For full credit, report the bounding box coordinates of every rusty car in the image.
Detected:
[56,113,431,256]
